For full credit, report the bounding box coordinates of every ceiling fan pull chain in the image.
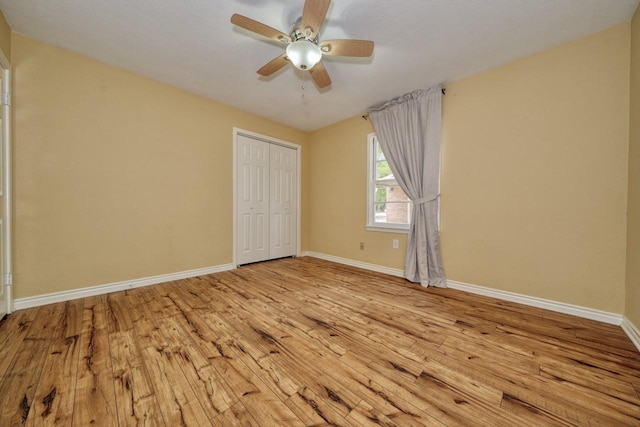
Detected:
[301,70,307,100]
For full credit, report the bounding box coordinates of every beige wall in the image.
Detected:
[12,34,308,299]
[441,24,630,314]
[627,8,640,326]
[4,16,637,317]
[308,117,408,269]
[0,9,10,61]
[309,24,631,314]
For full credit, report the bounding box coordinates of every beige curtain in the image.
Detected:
[368,85,446,287]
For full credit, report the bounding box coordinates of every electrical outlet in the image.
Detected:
[360,242,364,250]
[393,239,399,249]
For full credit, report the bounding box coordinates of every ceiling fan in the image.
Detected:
[230,0,374,89]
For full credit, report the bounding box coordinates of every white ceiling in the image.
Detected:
[0,0,637,131]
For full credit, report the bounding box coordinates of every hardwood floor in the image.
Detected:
[1,257,639,426]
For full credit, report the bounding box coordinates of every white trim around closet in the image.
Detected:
[232,128,302,267]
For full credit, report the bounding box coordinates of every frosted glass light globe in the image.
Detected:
[286,40,322,70]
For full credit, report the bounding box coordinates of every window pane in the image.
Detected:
[375,141,392,180]
[375,182,410,224]
[375,184,387,207]
[376,183,409,203]
[376,159,391,180]
[374,202,411,224]
[368,135,411,228]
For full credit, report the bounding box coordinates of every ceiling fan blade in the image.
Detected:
[319,39,374,57]
[309,61,331,88]
[301,0,331,38]
[231,14,291,43]
[257,54,290,76]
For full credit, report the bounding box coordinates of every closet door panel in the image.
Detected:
[236,135,270,265]
[270,144,297,259]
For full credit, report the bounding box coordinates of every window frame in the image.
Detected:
[366,133,410,233]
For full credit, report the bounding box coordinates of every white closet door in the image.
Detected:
[270,144,297,259]
[236,135,270,265]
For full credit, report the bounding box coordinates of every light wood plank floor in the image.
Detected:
[1,257,639,426]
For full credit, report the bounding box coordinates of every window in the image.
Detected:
[367,133,410,232]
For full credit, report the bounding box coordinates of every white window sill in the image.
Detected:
[366,225,409,234]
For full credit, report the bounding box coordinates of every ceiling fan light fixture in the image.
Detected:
[286,39,322,70]
[231,0,373,89]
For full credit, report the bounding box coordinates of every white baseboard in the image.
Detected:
[302,251,624,327]
[13,263,236,311]
[447,280,623,326]
[15,251,638,352]
[301,251,405,278]
[622,317,640,352]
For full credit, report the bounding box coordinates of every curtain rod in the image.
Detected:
[362,88,446,120]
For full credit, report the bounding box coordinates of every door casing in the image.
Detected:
[0,48,12,317]
[232,128,301,267]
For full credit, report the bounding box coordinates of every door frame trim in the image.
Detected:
[232,128,302,267]
[0,49,11,315]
